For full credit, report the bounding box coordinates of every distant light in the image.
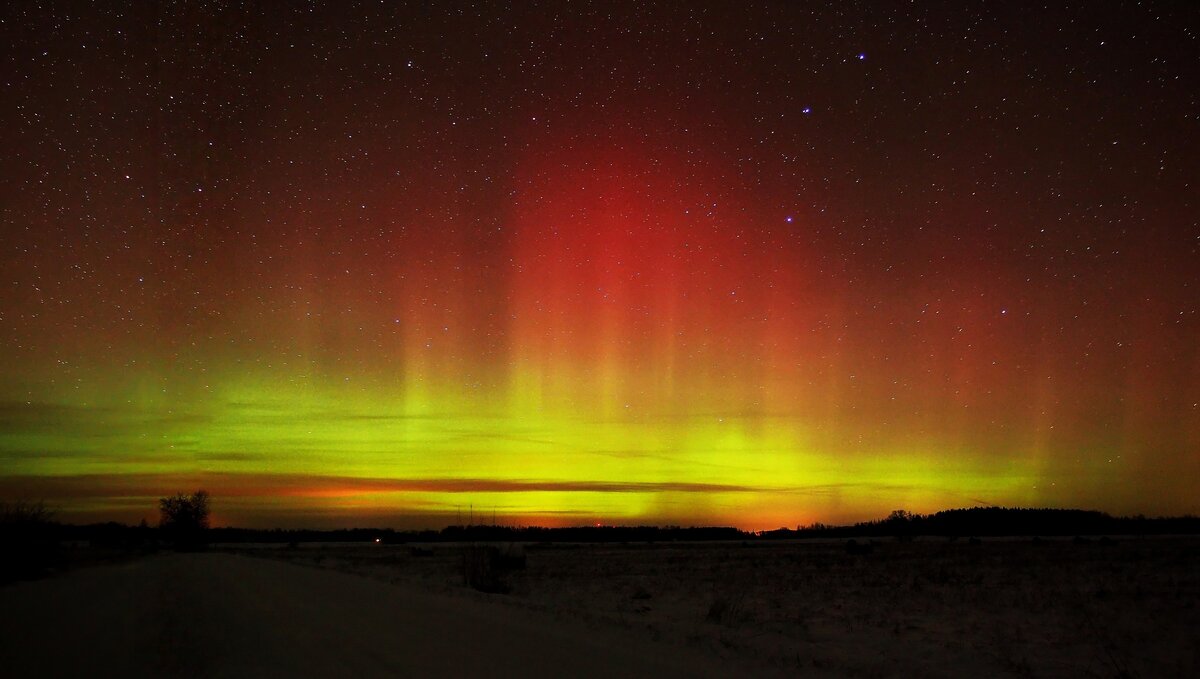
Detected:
[374,538,381,543]
[785,216,794,223]
[857,53,866,61]
[801,107,812,115]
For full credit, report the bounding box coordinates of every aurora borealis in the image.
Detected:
[1,2,1197,528]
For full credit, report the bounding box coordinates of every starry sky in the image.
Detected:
[1,2,1197,529]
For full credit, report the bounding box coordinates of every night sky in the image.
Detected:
[1,2,1197,528]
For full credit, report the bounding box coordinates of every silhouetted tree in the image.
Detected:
[0,500,59,581]
[886,509,914,540]
[0,499,55,526]
[159,490,210,549]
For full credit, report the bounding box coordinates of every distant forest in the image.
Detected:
[14,506,1200,546]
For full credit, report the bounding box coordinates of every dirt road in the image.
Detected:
[0,552,736,678]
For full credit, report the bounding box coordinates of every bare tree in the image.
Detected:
[0,499,55,527]
[159,490,210,549]
[1,500,58,581]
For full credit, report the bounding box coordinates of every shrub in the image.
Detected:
[461,544,525,593]
[462,545,506,593]
[706,592,751,625]
[845,539,875,555]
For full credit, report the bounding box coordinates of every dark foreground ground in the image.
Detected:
[2,538,1197,677]
[0,551,736,678]
[237,536,1200,677]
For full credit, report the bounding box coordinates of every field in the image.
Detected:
[3,536,1196,677]
[233,536,1200,677]
[0,551,729,677]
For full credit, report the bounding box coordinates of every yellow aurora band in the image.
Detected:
[0,370,1041,528]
